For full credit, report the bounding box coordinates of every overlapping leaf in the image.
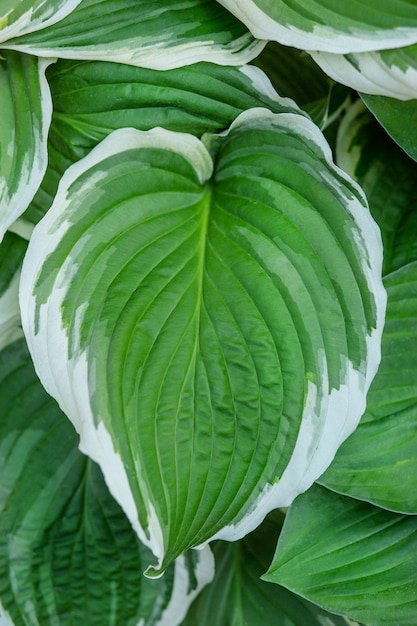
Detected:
[4,0,264,69]
[217,0,417,54]
[25,58,299,224]
[265,485,417,626]
[0,338,213,626]
[0,232,27,350]
[0,51,52,242]
[361,93,417,162]
[311,43,417,101]
[319,262,417,514]
[20,109,385,575]
[336,100,417,275]
[182,511,361,626]
[0,0,81,43]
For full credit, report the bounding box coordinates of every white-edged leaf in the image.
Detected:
[0,0,81,43]
[20,111,385,574]
[311,43,417,100]
[0,337,213,626]
[0,51,53,243]
[4,0,265,69]
[217,0,417,54]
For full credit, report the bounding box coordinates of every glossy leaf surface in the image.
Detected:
[265,485,417,626]
[20,110,385,574]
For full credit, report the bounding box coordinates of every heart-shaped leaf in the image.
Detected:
[217,0,417,54]
[5,0,264,69]
[20,109,386,574]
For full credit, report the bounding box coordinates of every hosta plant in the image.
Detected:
[1,2,417,625]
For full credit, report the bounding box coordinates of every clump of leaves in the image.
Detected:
[1,2,417,625]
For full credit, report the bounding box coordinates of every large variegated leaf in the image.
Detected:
[319,262,417,514]
[20,109,385,574]
[4,0,264,69]
[0,0,81,43]
[0,51,52,242]
[182,511,361,626]
[264,485,417,626]
[25,59,299,224]
[0,338,213,626]
[217,0,417,54]
[336,99,417,275]
[311,43,417,100]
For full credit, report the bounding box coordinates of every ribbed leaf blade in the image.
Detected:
[0,0,81,43]
[311,43,417,100]
[182,512,360,626]
[5,0,264,69]
[0,338,213,626]
[217,0,417,54]
[24,59,298,227]
[0,51,52,242]
[20,111,385,574]
[264,485,417,626]
[319,262,417,514]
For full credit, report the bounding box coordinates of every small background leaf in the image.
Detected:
[0,51,52,241]
[265,485,417,626]
[181,511,360,626]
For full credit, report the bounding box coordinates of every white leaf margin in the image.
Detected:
[0,0,82,44]
[20,113,386,569]
[0,56,54,243]
[19,126,213,570]
[196,108,387,548]
[216,0,417,54]
[310,49,417,100]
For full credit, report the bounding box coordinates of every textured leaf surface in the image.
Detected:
[0,0,80,43]
[361,93,417,162]
[0,338,213,626]
[336,100,417,275]
[264,485,417,626]
[5,0,264,69]
[217,0,417,54]
[319,262,417,514]
[25,59,298,226]
[0,51,52,242]
[182,511,360,626]
[311,43,417,100]
[20,111,385,574]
